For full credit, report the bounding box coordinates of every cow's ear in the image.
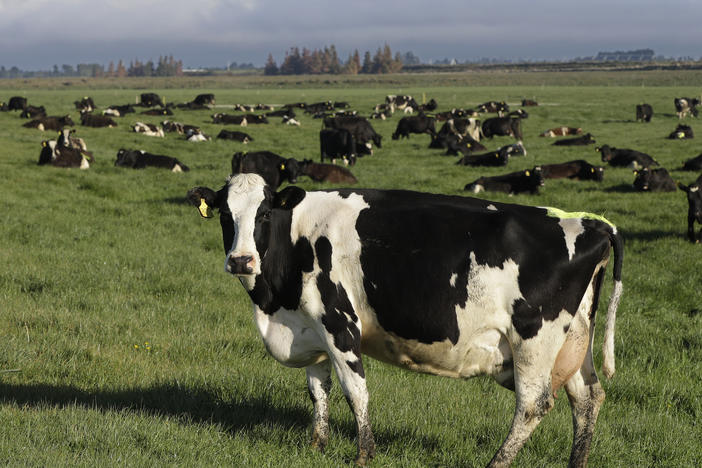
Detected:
[187,186,218,218]
[677,182,691,193]
[273,186,306,210]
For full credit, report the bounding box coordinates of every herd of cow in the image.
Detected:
[3,88,702,467]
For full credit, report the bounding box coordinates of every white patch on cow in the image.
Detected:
[37,123,44,131]
[79,157,90,170]
[103,109,119,117]
[133,122,164,137]
[449,273,457,287]
[285,118,301,126]
[486,204,498,211]
[558,217,585,261]
[690,186,699,192]
[471,184,484,194]
[172,164,183,173]
[404,106,413,114]
[187,133,207,142]
[253,307,328,367]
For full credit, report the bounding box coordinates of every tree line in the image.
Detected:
[0,55,183,79]
[264,44,404,75]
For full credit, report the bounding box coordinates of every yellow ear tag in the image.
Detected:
[198,199,213,218]
[591,168,595,172]
[525,170,530,176]
[280,163,286,170]
[42,141,47,147]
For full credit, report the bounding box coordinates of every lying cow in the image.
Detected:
[553,133,596,146]
[632,168,676,192]
[455,144,519,167]
[678,174,702,243]
[193,93,215,106]
[540,160,605,181]
[185,127,210,142]
[636,104,653,122]
[464,167,544,194]
[186,172,623,467]
[299,159,358,184]
[7,96,27,111]
[540,126,582,138]
[141,107,173,116]
[231,151,301,189]
[667,124,694,140]
[217,130,253,143]
[139,92,164,107]
[37,138,91,169]
[682,153,702,171]
[596,145,659,169]
[212,113,248,126]
[23,115,74,131]
[74,96,95,112]
[132,122,164,137]
[477,100,509,116]
[115,149,189,172]
[20,105,46,119]
[391,114,436,139]
[81,112,117,128]
[521,98,538,106]
[674,97,700,119]
[103,104,135,117]
[441,133,487,156]
[481,117,523,142]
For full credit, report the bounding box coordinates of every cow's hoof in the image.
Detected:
[354,447,375,466]
[310,432,327,453]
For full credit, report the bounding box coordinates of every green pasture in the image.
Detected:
[0,75,700,467]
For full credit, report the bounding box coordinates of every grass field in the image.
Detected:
[0,73,700,467]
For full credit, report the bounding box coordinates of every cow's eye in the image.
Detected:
[262,210,272,220]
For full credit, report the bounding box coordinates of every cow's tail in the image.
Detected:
[602,227,623,379]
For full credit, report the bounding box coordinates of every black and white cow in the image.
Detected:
[440,133,487,156]
[217,130,254,143]
[193,93,215,106]
[103,104,135,117]
[674,97,700,119]
[139,92,164,107]
[187,173,623,467]
[481,117,523,142]
[455,145,515,167]
[667,124,694,140]
[540,160,605,181]
[320,128,357,165]
[632,168,676,192]
[678,174,702,243]
[596,145,659,169]
[132,122,164,137]
[521,99,538,106]
[636,104,653,122]
[22,115,74,131]
[391,114,436,140]
[464,168,545,194]
[231,151,301,189]
[115,149,189,172]
[682,153,702,171]
[323,116,382,155]
[141,107,173,116]
[553,133,596,146]
[478,100,509,116]
[38,136,92,169]
[74,96,95,112]
[540,127,582,138]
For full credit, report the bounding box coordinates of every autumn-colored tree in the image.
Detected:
[264,53,278,75]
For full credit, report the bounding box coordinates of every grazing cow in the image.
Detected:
[7,96,27,111]
[521,99,538,106]
[139,92,164,107]
[141,107,173,116]
[478,100,509,116]
[212,113,248,126]
[81,112,118,128]
[540,160,605,181]
[323,116,382,155]
[23,115,74,131]
[74,96,95,112]
[114,149,189,172]
[632,168,676,192]
[299,159,358,184]
[455,146,512,167]
[320,128,357,165]
[636,104,653,122]
[540,127,583,138]
[678,174,702,243]
[187,173,623,467]
[20,105,46,119]
[596,145,659,169]
[231,151,301,189]
[667,124,694,140]
[193,93,215,106]
[464,168,544,194]
[481,117,523,142]
[132,122,165,137]
[37,139,90,169]
[682,153,702,171]
[553,133,596,146]
[217,129,253,143]
[391,114,436,140]
[674,97,700,119]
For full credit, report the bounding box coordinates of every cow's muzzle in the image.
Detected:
[226,254,255,275]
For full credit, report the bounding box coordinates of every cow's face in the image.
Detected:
[188,174,306,277]
[282,158,301,183]
[633,169,651,191]
[596,145,612,161]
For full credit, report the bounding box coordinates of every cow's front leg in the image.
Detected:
[306,360,332,452]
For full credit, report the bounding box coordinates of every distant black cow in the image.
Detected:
[175,101,210,110]
[115,149,189,172]
[678,174,702,243]
[478,101,509,116]
[23,115,74,131]
[682,153,702,171]
[667,124,694,140]
[521,99,538,106]
[323,116,382,155]
[540,126,583,137]
[320,128,357,165]
[553,133,596,146]
[244,114,269,124]
[596,145,659,169]
[81,112,118,128]
[212,113,247,126]
[139,93,164,107]
[481,117,523,141]
[103,104,135,117]
[455,145,514,167]
[674,97,700,119]
[266,108,296,118]
[636,104,653,122]
[8,96,27,111]
[299,159,358,184]
[540,160,605,181]
[193,93,215,106]
[392,114,436,139]
[231,151,301,189]
[141,107,173,116]
[20,105,46,119]
[74,96,95,112]
[217,129,253,143]
[632,168,676,192]
[441,133,487,156]
[464,168,544,194]
[417,98,438,112]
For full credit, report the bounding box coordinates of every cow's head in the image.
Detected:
[281,158,301,184]
[188,174,306,276]
[114,148,137,167]
[595,145,612,161]
[632,168,651,191]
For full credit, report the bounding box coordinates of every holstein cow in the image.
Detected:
[391,114,436,140]
[632,168,676,192]
[477,100,509,116]
[635,104,653,122]
[74,96,95,112]
[540,160,605,181]
[132,122,165,137]
[103,104,135,117]
[553,133,596,146]
[678,174,702,243]
[441,134,487,156]
[37,139,91,169]
[596,145,659,169]
[540,127,582,138]
[464,167,545,195]
[320,128,357,165]
[115,149,189,172]
[682,153,702,171]
[299,159,358,184]
[231,151,301,190]
[23,115,74,131]
[674,97,700,119]
[217,130,253,143]
[187,173,623,467]
[323,116,382,156]
[481,117,523,143]
[81,112,118,128]
[667,124,694,140]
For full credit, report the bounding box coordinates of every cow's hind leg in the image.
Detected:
[564,364,605,468]
[306,360,332,452]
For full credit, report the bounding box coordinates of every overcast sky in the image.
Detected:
[1,0,701,69]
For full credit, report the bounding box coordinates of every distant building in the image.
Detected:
[595,49,655,62]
